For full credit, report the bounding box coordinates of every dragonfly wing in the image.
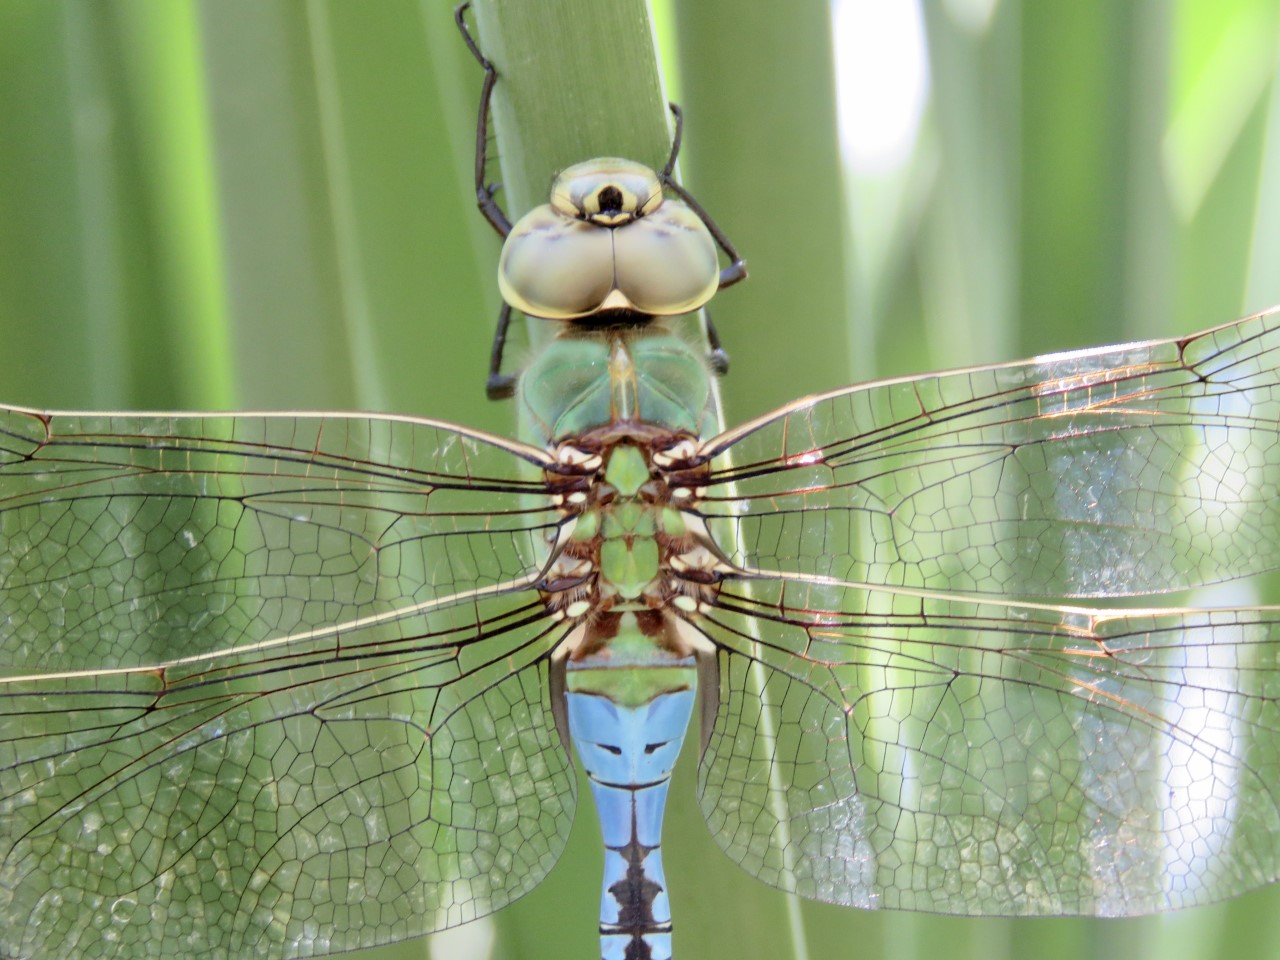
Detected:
[0,408,575,957]
[695,579,1280,916]
[0,407,557,669]
[699,307,1280,598]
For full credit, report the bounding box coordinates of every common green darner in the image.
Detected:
[5,5,1280,960]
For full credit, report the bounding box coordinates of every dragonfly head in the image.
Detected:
[498,158,721,322]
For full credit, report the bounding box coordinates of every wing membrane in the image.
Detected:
[698,307,1280,598]
[696,577,1280,916]
[0,407,558,670]
[0,407,575,958]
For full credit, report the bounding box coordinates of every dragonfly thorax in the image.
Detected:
[539,434,726,627]
[520,326,716,442]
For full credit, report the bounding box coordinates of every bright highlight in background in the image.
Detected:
[832,0,930,175]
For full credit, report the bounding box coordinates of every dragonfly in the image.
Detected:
[4,6,1280,959]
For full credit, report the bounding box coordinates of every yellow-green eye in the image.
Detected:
[612,203,720,315]
[498,207,617,319]
[498,159,721,321]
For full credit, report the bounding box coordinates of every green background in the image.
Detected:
[3,1,1280,959]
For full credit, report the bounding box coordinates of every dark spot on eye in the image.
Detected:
[644,742,666,754]
[597,185,624,212]
[600,744,622,755]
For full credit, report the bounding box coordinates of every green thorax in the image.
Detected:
[568,443,685,606]
[525,326,714,710]
[557,442,705,705]
[519,324,713,443]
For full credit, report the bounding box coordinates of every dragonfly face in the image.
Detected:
[498,160,723,321]
[3,6,1280,960]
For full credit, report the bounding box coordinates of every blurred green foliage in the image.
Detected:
[2,1,1279,959]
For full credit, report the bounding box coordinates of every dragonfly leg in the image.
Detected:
[486,302,518,400]
[660,102,745,374]
[659,101,687,181]
[701,310,730,375]
[660,104,747,293]
[455,2,512,238]
[458,1,519,399]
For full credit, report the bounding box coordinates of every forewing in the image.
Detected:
[0,408,575,958]
[699,307,1280,598]
[696,579,1280,916]
[0,407,557,669]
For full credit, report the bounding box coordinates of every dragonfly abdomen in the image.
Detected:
[542,429,727,959]
[565,646,698,960]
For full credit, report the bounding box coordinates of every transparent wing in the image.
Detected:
[692,306,1280,916]
[696,579,1280,916]
[699,306,1280,598]
[0,407,575,959]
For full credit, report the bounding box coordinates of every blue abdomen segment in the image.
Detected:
[566,673,697,960]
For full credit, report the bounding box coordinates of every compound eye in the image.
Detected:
[498,206,616,319]
[612,200,720,315]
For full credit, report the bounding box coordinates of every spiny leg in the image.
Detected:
[486,303,518,400]
[455,2,509,237]
[456,2,523,397]
[660,105,747,289]
[701,309,730,376]
[660,103,744,374]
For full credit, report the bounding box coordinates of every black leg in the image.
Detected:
[457,3,521,398]
[660,102,685,180]
[660,100,747,371]
[486,303,518,400]
[660,103,747,291]
[701,310,730,375]
[455,3,511,238]
[659,102,743,375]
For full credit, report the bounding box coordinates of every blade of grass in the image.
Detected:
[115,0,234,407]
